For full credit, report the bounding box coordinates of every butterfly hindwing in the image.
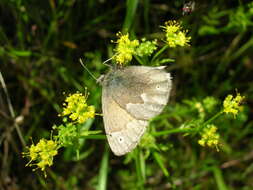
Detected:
[102,86,148,156]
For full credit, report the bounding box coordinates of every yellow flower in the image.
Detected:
[161,20,191,47]
[176,31,191,46]
[223,93,244,117]
[195,102,205,119]
[198,124,220,151]
[113,32,139,65]
[23,139,59,177]
[162,20,181,33]
[62,91,95,124]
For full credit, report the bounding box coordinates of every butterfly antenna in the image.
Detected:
[79,58,98,81]
[102,56,114,68]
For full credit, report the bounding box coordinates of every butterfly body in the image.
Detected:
[182,1,195,15]
[101,66,172,156]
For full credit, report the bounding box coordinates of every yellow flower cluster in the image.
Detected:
[198,125,220,150]
[24,139,58,176]
[195,102,205,119]
[62,92,95,123]
[114,32,139,65]
[136,39,157,57]
[161,20,191,47]
[223,93,244,117]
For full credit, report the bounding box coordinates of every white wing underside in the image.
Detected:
[102,94,148,156]
[102,66,172,156]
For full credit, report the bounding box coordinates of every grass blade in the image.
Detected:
[122,0,139,32]
[212,166,229,190]
[97,145,109,190]
[152,151,169,177]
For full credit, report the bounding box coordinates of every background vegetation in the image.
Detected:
[0,0,253,189]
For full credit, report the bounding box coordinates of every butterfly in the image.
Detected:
[100,66,172,156]
[182,1,195,15]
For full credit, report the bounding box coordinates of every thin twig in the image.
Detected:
[0,70,26,147]
[221,150,253,169]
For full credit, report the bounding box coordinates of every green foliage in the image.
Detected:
[199,2,253,35]
[0,0,252,190]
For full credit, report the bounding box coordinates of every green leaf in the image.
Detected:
[9,49,32,57]
[152,151,169,177]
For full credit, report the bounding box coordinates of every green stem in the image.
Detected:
[198,111,223,131]
[152,111,224,137]
[134,55,145,65]
[139,150,146,182]
[230,37,253,62]
[135,149,145,189]
[152,128,195,137]
[83,135,106,140]
[151,45,169,64]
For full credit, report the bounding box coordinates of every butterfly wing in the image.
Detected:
[110,66,172,120]
[102,66,172,156]
[102,93,148,156]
